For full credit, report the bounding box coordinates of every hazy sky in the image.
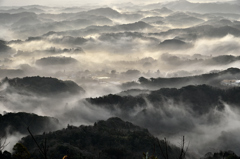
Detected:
[0,0,233,6]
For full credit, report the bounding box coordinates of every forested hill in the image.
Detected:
[123,67,240,90]
[88,84,240,115]
[1,117,240,159]
[0,112,60,137]
[0,76,85,96]
[20,117,181,159]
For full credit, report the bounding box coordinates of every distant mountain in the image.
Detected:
[141,16,164,23]
[87,7,121,19]
[36,56,78,66]
[204,55,240,65]
[11,14,111,38]
[204,25,240,37]
[49,35,87,46]
[1,76,85,96]
[39,12,112,25]
[200,19,234,27]
[0,112,60,137]
[74,14,113,25]
[150,25,240,41]
[136,67,240,89]
[39,12,77,21]
[22,35,88,47]
[86,7,142,20]
[152,7,173,15]
[161,54,240,67]
[162,0,240,14]
[207,13,240,21]
[117,89,150,97]
[159,39,193,50]
[62,19,95,28]
[11,16,41,27]
[38,47,85,55]
[165,12,204,26]
[48,21,152,37]
[0,12,37,25]
[0,7,45,14]
[88,83,240,116]
[87,93,146,111]
[22,5,51,10]
[116,21,152,31]
[60,7,87,13]
[98,32,159,43]
[21,117,181,159]
[121,13,143,21]
[86,68,240,115]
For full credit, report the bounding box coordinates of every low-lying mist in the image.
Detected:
[1,1,240,158]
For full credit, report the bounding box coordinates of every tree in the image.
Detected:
[12,143,30,159]
[27,127,48,159]
[138,77,149,84]
[157,136,188,159]
[0,137,9,152]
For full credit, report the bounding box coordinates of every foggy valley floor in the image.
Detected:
[1,0,240,158]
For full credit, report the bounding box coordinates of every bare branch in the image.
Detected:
[27,127,48,159]
[158,139,167,159]
[164,138,169,159]
[178,136,189,159]
[0,137,9,151]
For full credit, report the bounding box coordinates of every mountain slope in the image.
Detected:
[1,76,85,96]
[88,83,240,115]
[0,112,60,137]
[136,67,240,89]
[21,117,181,159]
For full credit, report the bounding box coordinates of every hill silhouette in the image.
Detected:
[135,67,240,89]
[88,84,240,115]
[0,112,60,137]
[1,76,85,96]
[21,117,181,159]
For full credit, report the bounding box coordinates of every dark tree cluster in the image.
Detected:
[1,76,85,96]
[20,117,182,159]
